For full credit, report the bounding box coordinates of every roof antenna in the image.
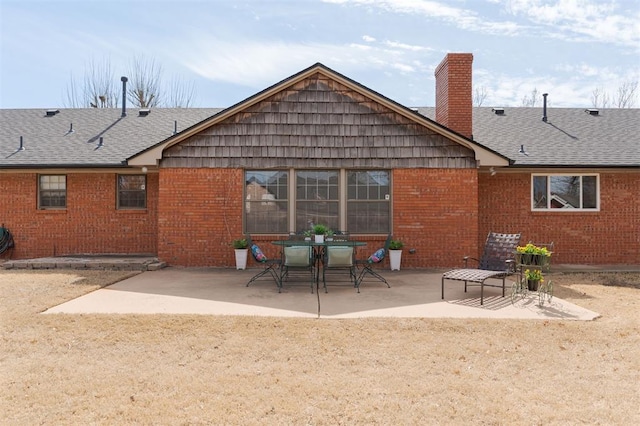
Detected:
[542,93,548,122]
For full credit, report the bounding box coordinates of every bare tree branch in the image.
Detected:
[473,85,488,107]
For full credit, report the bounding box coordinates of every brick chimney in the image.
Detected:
[434,53,473,139]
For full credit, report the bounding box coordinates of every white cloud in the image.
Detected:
[362,35,376,42]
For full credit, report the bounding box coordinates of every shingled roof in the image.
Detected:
[418,106,640,167]
[0,108,221,168]
[1,105,638,169]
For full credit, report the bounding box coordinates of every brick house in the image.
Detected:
[1,53,638,267]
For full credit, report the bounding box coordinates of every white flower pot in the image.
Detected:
[389,249,402,271]
[314,234,324,244]
[235,249,248,270]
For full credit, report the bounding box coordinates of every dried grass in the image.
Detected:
[1,269,639,424]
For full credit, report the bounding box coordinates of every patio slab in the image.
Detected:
[44,267,601,320]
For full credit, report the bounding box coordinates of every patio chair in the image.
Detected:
[354,234,392,292]
[322,245,356,292]
[245,234,282,292]
[282,245,315,293]
[441,232,521,305]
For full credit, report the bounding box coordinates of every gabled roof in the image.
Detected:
[127,63,509,167]
[0,108,221,168]
[419,107,640,167]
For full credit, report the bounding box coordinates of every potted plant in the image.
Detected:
[231,238,248,270]
[388,239,404,271]
[326,229,335,241]
[524,268,544,291]
[312,224,328,243]
[516,243,552,267]
[303,230,312,241]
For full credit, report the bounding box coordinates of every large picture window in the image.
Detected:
[245,171,289,233]
[532,174,598,210]
[118,175,147,209]
[38,175,66,209]
[245,169,390,234]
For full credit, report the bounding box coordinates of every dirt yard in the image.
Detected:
[1,269,638,425]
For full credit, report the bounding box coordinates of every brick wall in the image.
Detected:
[393,168,479,267]
[0,172,158,258]
[479,172,640,264]
[158,168,244,266]
[435,53,473,139]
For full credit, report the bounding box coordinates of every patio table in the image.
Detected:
[271,239,366,295]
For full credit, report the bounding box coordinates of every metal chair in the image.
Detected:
[354,234,392,292]
[281,245,315,293]
[441,232,521,305]
[322,245,356,292]
[245,234,282,292]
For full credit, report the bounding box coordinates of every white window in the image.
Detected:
[532,174,599,210]
[38,175,66,209]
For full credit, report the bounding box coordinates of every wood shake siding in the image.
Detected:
[162,73,476,169]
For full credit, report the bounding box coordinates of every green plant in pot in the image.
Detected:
[389,240,404,250]
[524,268,544,291]
[312,224,328,235]
[312,224,328,243]
[231,238,248,249]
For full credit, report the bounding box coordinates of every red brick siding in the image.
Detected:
[393,168,478,267]
[0,172,158,258]
[158,168,244,266]
[479,172,640,264]
[435,53,473,139]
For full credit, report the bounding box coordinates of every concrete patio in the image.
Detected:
[43,266,601,320]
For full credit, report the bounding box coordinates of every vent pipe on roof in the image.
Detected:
[542,93,548,122]
[19,136,25,151]
[98,137,104,148]
[173,120,178,135]
[120,76,128,117]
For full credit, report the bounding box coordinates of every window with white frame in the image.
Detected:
[38,175,66,209]
[118,175,147,209]
[532,174,599,210]
[244,169,390,234]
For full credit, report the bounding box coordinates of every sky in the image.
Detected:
[1,0,639,109]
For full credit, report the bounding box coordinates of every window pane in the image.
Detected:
[39,175,66,208]
[118,175,146,208]
[346,171,390,233]
[582,176,597,209]
[245,171,288,233]
[296,171,339,231]
[533,176,547,209]
[550,176,581,209]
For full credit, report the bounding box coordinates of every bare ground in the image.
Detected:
[1,269,638,425]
